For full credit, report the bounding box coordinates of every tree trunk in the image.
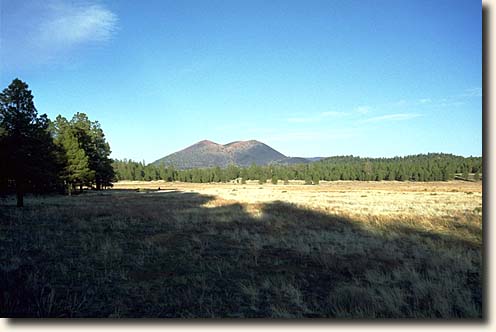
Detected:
[16,179,24,207]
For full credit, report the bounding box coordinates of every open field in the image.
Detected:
[1,181,482,318]
[114,180,483,219]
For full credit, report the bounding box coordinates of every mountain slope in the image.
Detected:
[228,140,286,167]
[153,140,231,169]
[152,139,291,169]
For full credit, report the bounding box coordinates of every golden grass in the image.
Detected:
[114,180,483,256]
[114,180,482,220]
[1,180,482,318]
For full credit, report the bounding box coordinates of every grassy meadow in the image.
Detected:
[0,180,482,318]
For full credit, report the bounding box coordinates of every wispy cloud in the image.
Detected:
[459,87,482,98]
[354,106,371,114]
[37,1,118,48]
[2,0,118,68]
[363,113,422,123]
[393,99,407,106]
[414,87,481,108]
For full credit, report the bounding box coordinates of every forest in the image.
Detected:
[113,153,482,184]
[0,79,114,206]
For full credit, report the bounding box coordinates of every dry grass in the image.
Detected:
[114,180,483,219]
[0,180,483,318]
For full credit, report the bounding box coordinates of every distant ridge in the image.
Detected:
[151,140,313,169]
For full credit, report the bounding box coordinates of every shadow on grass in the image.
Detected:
[0,189,482,320]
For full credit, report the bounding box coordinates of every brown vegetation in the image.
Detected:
[0,180,482,318]
[114,180,483,219]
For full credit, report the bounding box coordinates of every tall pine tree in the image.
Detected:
[51,115,94,194]
[0,79,59,206]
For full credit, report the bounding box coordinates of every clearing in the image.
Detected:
[0,180,482,318]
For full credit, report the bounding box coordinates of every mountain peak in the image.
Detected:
[152,139,307,169]
[224,139,262,149]
[197,139,218,146]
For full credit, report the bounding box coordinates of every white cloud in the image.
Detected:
[363,113,422,123]
[37,1,118,47]
[459,87,482,98]
[393,100,407,106]
[1,1,118,68]
[414,87,480,108]
[354,106,370,114]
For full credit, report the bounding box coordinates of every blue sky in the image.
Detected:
[0,0,481,162]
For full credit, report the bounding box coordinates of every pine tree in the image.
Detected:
[90,122,115,188]
[51,116,95,194]
[227,164,239,181]
[282,171,289,185]
[312,174,320,185]
[258,173,267,184]
[0,79,60,206]
[69,113,114,189]
[64,134,95,193]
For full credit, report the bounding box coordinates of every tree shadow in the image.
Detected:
[1,189,482,320]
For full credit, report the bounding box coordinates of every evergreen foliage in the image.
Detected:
[474,172,480,181]
[304,174,313,185]
[0,79,115,204]
[0,79,61,206]
[113,154,482,185]
[50,113,115,193]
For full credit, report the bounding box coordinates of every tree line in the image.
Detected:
[113,153,482,185]
[1,78,482,207]
[0,79,114,206]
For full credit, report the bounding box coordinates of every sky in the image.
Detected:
[0,0,482,163]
